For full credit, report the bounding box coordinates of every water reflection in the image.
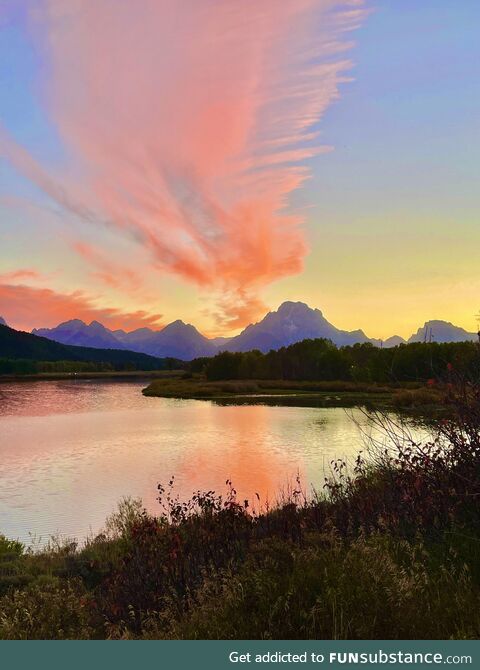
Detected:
[0,380,423,544]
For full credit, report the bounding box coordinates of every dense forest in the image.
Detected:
[189,338,480,383]
[0,324,178,374]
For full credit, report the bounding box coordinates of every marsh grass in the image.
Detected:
[142,377,415,409]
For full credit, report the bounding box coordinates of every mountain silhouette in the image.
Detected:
[123,320,217,359]
[27,302,478,359]
[33,319,125,350]
[34,318,215,360]
[223,301,380,352]
[408,320,477,344]
[383,335,406,347]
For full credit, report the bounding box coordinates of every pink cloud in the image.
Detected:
[0,269,43,282]
[0,283,164,332]
[72,242,144,291]
[2,0,367,328]
[208,290,269,332]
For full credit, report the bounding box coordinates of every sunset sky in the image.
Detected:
[1,0,479,338]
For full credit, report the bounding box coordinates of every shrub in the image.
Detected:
[0,535,24,558]
[151,533,480,640]
[0,579,94,640]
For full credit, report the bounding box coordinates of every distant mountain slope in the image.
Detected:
[383,335,407,348]
[408,320,477,344]
[224,301,380,353]
[33,319,126,349]
[128,321,217,359]
[0,323,170,369]
[32,318,216,360]
[0,316,7,326]
[114,327,157,347]
[211,336,233,348]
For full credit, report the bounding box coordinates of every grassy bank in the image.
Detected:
[1,381,478,639]
[143,376,444,410]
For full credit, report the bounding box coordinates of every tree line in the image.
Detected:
[189,339,480,383]
[0,359,160,375]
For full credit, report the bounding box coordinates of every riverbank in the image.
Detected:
[1,381,478,639]
[0,369,185,383]
[142,377,444,410]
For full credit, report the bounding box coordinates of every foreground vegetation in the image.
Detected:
[1,378,479,639]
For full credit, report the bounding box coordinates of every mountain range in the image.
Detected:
[32,318,217,359]
[16,301,476,361]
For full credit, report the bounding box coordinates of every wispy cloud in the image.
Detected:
[1,0,367,329]
[0,269,43,282]
[72,242,144,292]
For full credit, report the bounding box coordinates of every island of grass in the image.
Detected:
[142,376,446,410]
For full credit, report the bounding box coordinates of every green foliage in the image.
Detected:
[103,497,145,540]
[0,535,24,558]
[0,580,94,640]
[191,339,480,384]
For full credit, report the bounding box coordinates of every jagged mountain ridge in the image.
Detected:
[33,319,123,350]
[33,318,216,360]
[125,320,217,359]
[20,301,479,360]
[223,301,381,353]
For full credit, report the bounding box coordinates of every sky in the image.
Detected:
[0,0,479,339]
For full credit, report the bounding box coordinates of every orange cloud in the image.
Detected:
[0,283,164,332]
[72,242,143,291]
[207,290,268,332]
[0,269,43,282]
[2,0,367,328]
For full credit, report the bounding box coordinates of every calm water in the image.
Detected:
[0,380,415,544]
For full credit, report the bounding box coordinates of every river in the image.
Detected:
[0,379,419,544]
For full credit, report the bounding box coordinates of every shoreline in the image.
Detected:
[0,370,185,383]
